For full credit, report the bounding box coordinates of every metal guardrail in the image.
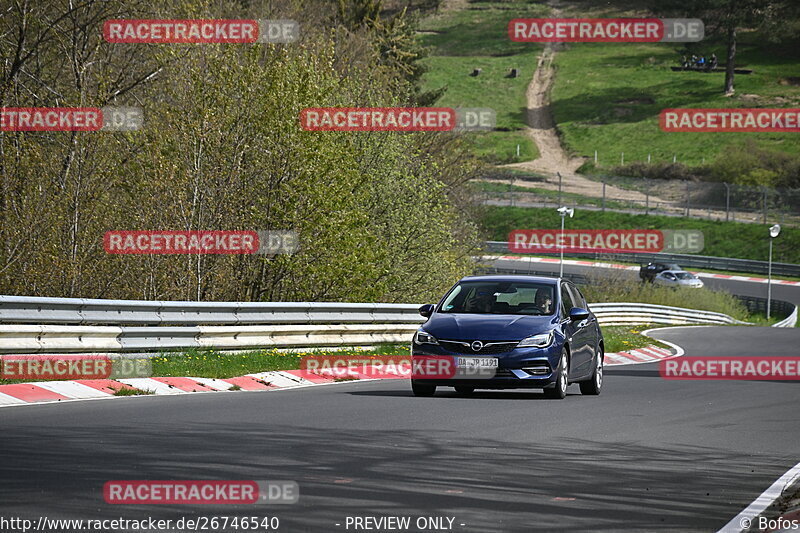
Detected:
[588,303,749,327]
[0,294,794,355]
[484,241,800,277]
[0,296,423,326]
[774,306,798,328]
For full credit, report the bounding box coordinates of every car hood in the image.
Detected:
[423,313,559,341]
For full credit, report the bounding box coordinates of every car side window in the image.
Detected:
[569,284,587,308]
[560,283,575,316]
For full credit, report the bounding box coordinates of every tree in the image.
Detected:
[655,0,798,95]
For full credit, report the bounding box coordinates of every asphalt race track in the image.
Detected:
[1,260,798,532]
[1,325,798,532]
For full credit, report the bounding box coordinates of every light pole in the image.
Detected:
[557,206,574,278]
[767,224,781,320]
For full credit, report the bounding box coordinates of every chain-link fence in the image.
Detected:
[477,172,800,226]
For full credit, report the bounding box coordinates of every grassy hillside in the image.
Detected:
[417,0,800,170]
[548,2,800,168]
[418,0,550,163]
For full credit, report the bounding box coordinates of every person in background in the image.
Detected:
[710,53,718,70]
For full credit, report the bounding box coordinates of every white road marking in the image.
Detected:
[717,461,800,532]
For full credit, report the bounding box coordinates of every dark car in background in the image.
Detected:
[411,275,604,399]
[639,262,682,283]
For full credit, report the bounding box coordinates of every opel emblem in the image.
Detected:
[471,340,484,352]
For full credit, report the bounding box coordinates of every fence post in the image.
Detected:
[673,155,677,164]
[594,150,598,164]
[621,152,624,165]
[685,181,690,216]
[602,181,606,212]
[724,182,730,222]
[558,172,562,207]
[647,153,651,163]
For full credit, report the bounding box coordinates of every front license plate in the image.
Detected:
[457,357,498,369]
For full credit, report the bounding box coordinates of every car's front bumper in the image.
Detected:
[411,342,562,389]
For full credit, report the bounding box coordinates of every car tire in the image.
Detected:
[544,349,568,399]
[580,347,603,396]
[411,381,436,397]
[454,385,474,395]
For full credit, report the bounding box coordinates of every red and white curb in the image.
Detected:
[482,255,800,286]
[603,344,678,366]
[0,368,409,409]
[0,342,681,408]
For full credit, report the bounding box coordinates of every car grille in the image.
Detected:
[439,340,518,355]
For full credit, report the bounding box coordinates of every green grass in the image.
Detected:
[418,0,549,162]
[481,206,800,264]
[113,387,154,396]
[550,31,800,167]
[466,131,537,164]
[150,345,410,379]
[602,325,668,353]
[418,0,550,57]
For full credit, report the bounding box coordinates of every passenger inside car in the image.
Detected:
[534,287,554,314]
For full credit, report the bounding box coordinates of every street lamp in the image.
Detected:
[767,224,781,320]
[557,206,574,278]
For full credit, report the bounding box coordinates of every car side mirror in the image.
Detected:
[569,307,590,321]
[418,304,435,318]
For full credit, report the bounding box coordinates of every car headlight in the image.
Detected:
[414,329,439,345]
[517,331,553,348]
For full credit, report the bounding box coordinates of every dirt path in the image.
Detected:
[498,0,672,205]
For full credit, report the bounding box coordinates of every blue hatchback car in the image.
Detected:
[411,275,604,399]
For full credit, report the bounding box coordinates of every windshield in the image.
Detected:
[675,272,695,280]
[439,280,557,315]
